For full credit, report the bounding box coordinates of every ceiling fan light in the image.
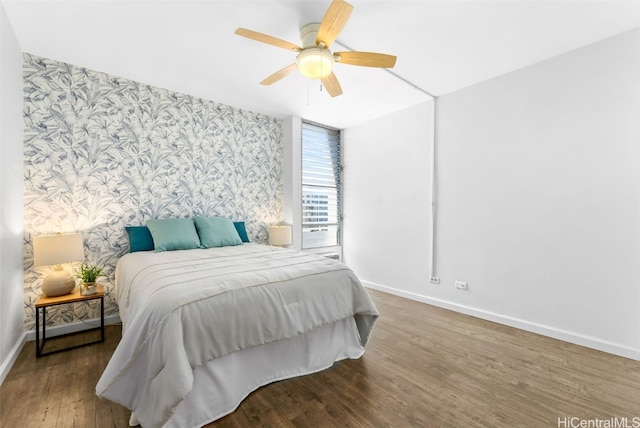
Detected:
[297,48,334,79]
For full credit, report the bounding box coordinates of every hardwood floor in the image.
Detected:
[1,289,638,427]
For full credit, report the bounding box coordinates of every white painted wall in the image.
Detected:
[343,101,434,295]
[0,3,26,383]
[344,29,640,359]
[436,29,640,358]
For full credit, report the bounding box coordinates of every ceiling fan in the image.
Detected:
[234,0,397,97]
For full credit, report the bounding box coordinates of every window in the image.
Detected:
[302,122,341,249]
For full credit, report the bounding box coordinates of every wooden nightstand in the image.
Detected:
[35,285,105,357]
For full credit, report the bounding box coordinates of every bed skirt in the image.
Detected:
[136,316,365,427]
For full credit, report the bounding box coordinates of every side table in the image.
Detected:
[35,285,105,357]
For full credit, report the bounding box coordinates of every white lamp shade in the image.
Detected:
[34,233,84,266]
[269,225,292,246]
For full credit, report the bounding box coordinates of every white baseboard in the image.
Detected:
[363,280,640,361]
[0,331,27,385]
[0,314,121,385]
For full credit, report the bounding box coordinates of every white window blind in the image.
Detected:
[302,122,341,249]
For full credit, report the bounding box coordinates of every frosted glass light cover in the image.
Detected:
[296,49,334,79]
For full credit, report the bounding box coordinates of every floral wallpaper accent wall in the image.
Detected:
[23,53,283,330]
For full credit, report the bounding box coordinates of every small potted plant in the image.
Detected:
[77,263,103,296]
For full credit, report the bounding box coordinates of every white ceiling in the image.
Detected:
[4,0,640,128]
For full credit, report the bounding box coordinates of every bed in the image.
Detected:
[96,242,379,428]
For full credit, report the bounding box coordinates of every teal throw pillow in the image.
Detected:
[146,218,201,252]
[125,225,154,252]
[234,221,250,243]
[194,216,243,248]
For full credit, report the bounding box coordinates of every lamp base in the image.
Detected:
[41,270,76,297]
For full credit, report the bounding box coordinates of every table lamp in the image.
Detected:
[268,225,292,247]
[33,232,84,297]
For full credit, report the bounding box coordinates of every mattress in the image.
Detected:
[96,243,378,427]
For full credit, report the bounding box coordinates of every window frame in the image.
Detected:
[300,121,342,251]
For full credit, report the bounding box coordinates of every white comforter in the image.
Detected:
[96,244,378,428]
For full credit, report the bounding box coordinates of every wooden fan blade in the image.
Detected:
[235,28,301,52]
[316,0,353,48]
[334,51,397,68]
[260,63,298,86]
[321,72,343,97]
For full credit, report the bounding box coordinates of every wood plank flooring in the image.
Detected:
[1,289,638,427]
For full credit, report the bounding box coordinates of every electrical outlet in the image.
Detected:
[455,281,468,290]
[430,277,440,284]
